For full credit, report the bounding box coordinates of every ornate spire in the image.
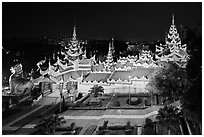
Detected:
[111,37,114,47]
[83,46,87,58]
[156,14,188,68]
[166,14,181,53]
[63,25,85,61]
[172,14,174,25]
[107,42,113,61]
[105,41,114,71]
[72,25,77,40]
[111,37,115,54]
[48,57,52,75]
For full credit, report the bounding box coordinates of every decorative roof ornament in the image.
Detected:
[72,25,77,41]
[10,63,23,75]
[60,25,85,62]
[83,46,87,58]
[105,39,114,71]
[165,14,182,53]
[172,14,174,25]
[135,50,155,67]
[155,14,188,68]
[111,37,115,54]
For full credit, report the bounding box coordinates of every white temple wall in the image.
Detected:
[78,80,149,94]
[78,82,112,94]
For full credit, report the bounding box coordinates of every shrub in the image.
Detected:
[70,122,75,131]
[75,93,83,101]
[126,121,131,130]
[114,100,120,107]
[144,98,151,106]
[126,97,141,105]
[142,118,155,135]
[107,125,125,130]
[102,120,108,130]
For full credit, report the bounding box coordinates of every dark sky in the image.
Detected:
[3,2,202,41]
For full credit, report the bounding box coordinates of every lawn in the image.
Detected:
[108,93,152,108]
[68,93,152,109]
[69,94,113,109]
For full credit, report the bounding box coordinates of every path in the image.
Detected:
[61,111,158,119]
[2,89,61,133]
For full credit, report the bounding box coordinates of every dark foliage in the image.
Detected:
[156,105,181,135]
[181,26,202,134]
[142,118,155,135]
[113,100,120,107]
[34,114,66,135]
[88,85,104,98]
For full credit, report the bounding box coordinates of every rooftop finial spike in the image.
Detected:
[172,14,175,25]
[109,42,112,52]
[72,25,77,40]
[111,37,114,47]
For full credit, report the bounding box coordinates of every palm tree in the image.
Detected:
[156,105,181,135]
[88,85,104,98]
[35,114,66,135]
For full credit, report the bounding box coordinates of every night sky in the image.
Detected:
[3,2,202,41]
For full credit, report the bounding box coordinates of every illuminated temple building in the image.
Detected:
[155,15,188,68]
[34,15,188,95]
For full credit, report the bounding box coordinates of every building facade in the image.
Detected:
[34,15,188,95]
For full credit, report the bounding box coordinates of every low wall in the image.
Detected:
[78,82,148,94]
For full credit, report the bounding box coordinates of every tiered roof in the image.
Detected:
[135,50,157,67]
[156,15,188,68]
[115,50,158,70]
[34,15,187,85]
[35,26,94,84]
[109,68,155,82]
[92,63,105,72]
[104,38,115,71]
[62,71,81,82]
[83,73,111,83]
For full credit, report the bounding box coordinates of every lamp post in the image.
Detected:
[128,76,131,105]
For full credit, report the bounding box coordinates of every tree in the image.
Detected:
[181,71,202,135]
[88,85,104,98]
[156,105,181,135]
[146,62,187,103]
[181,26,202,134]
[35,114,66,135]
[126,121,131,134]
[142,118,155,135]
[102,120,108,130]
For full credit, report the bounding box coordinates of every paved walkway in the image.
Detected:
[2,90,61,132]
[3,90,165,135]
[61,111,158,120]
[10,109,158,130]
[2,105,44,131]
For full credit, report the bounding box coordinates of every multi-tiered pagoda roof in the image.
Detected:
[156,15,188,68]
